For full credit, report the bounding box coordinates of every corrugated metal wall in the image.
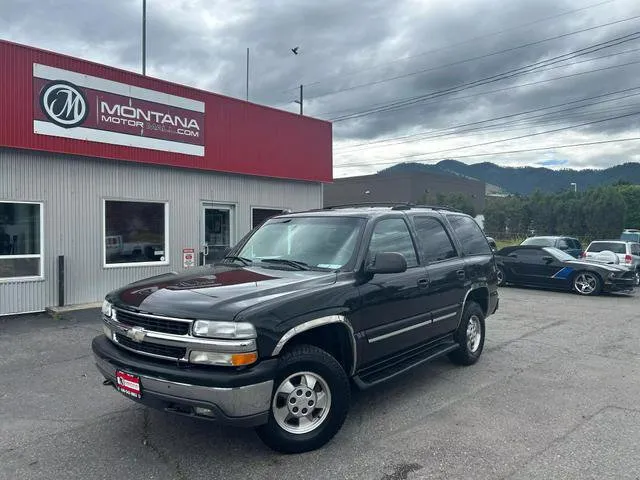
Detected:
[0,148,322,315]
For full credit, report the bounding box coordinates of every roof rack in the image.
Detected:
[322,202,462,213]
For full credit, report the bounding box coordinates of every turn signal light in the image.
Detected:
[189,350,258,366]
[231,352,258,366]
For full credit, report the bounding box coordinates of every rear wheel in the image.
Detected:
[449,301,485,366]
[256,345,350,454]
[496,266,506,287]
[572,271,602,296]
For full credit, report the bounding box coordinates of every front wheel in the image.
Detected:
[256,345,350,454]
[573,271,602,296]
[449,301,485,366]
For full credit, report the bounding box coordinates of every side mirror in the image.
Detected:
[365,252,407,275]
[542,255,554,263]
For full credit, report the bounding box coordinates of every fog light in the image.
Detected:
[189,350,258,366]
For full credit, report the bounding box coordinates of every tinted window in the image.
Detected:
[368,218,418,267]
[509,248,547,261]
[568,239,581,249]
[586,242,626,254]
[446,215,492,255]
[413,216,457,263]
[632,243,640,255]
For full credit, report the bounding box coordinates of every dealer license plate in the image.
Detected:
[115,371,142,399]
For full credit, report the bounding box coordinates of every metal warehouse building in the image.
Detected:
[0,40,332,316]
[324,171,485,213]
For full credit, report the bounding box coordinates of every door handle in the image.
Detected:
[417,278,429,288]
[456,269,466,280]
[203,244,209,256]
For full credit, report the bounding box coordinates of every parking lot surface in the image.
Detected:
[1,287,639,480]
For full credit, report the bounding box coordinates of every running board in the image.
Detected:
[353,339,459,390]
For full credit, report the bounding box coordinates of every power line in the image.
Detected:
[334,137,640,170]
[334,82,640,154]
[319,58,640,119]
[305,14,640,102]
[328,31,640,122]
[335,110,640,170]
[281,0,618,93]
[374,109,640,159]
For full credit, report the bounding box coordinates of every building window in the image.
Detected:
[252,208,286,229]
[0,201,43,280]
[104,200,168,266]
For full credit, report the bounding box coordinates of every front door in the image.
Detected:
[353,216,431,366]
[201,203,235,265]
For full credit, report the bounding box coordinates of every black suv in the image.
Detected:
[92,204,499,453]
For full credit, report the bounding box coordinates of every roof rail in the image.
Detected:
[322,202,463,213]
[323,202,412,210]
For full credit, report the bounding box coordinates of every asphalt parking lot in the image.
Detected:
[1,287,639,480]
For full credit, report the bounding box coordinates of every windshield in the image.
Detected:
[522,237,554,246]
[544,247,574,261]
[235,216,365,270]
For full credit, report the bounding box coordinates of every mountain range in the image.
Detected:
[380,160,640,195]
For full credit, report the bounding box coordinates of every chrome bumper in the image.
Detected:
[95,353,273,425]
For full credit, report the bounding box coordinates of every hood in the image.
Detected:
[108,264,338,320]
[564,259,630,273]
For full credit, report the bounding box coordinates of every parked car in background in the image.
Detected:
[583,240,640,285]
[495,245,635,296]
[520,236,583,258]
[620,229,640,243]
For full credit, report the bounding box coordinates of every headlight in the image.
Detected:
[192,320,256,339]
[101,300,113,318]
[189,350,258,366]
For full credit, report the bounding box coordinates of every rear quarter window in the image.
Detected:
[446,215,492,255]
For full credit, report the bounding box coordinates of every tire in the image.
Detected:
[496,266,506,287]
[448,301,485,366]
[256,344,350,454]
[572,271,602,296]
[634,269,640,287]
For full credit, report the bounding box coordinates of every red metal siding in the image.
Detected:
[0,40,333,182]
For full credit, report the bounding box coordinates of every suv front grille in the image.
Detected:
[115,309,190,335]
[115,333,187,360]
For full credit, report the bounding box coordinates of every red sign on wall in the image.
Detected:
[0,40,333,183]
[33,64,205,156]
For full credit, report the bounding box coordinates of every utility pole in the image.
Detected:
[246,48,249,101]
[142,0,147,75]
[293,84,303,115]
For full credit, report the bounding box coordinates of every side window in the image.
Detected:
[446,215,492,256]
[632,244,640,256]
[511,248,545,262]
[557,239,569,249]
[412,216,458,263]
[367,218,418,267]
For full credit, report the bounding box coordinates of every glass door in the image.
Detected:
[201,203,235,265]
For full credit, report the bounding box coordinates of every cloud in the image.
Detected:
[2,0,640,175]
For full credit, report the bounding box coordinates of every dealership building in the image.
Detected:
[0,40,332,316]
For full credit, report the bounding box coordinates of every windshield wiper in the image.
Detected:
[260,259,310,270]
[222,255,253,266]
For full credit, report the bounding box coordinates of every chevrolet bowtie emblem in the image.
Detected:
[126,326,146,343]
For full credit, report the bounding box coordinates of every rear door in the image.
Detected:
[411,214,466,337]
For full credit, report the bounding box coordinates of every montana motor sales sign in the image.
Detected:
[33,64,205,156]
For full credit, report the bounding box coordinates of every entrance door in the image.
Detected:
[201,203,235,265]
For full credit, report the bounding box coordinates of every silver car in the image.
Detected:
[583,240,640,284]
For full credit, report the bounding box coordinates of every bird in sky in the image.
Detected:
[291,46,299,55]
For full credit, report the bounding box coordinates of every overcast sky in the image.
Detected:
[2,0,640,177]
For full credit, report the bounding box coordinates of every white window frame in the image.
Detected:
[102,199,170,268]
[0,200,44,283]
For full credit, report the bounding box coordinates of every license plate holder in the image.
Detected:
[115,370,142,399]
